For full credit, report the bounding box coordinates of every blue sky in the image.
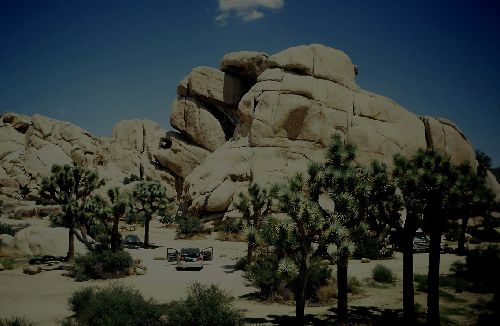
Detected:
[1,0,499,166]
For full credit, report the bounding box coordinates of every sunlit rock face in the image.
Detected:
[161,44,482,215]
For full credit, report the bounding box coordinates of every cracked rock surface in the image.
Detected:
[172,44,487,215]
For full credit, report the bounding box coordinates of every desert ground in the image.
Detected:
[0,217,487,325]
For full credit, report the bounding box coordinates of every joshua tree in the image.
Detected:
[475,149,492,179]
[130,181,172,247]
[452,164,495,255]
[363,161,403,242]
[395,149,459,325]
[272,173,334,325]
[392,152,429,323]
[39,164,103,261]
[320,135,368,325]
[233,183,276,264]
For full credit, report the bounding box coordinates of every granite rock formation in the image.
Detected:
[0,113,176,202]
[160,44,484,215]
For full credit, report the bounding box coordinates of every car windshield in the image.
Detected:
[180,248,200,258]
[126,235,140,241]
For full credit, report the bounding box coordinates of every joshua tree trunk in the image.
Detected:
[457,216,468,256]
[402,234,416,324]
[295,256,308,326]
[247,239,253,265]
[66,227,75,262]
[111,214,120,252]
[295,275,307,325]
[337,255,349,325]
[427,227,442,325]
[144,217,150,248]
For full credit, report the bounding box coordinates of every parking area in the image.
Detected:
[0,219,465,325]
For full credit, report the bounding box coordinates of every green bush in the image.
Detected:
[353,236,381,260]
[215,218,244,234]
[244,253,332,301]
[123,174,140,185]
[0,257,16,270]
[305,259,332,300]
[465,245,500,291]
[244,252,281,297]
[0,317,34,326]
[0,222,15,236]
[165,283,243,326]
[74,250,133,281]
[176,215,205,237]
[348,276,363,294]
[372,264,395,283]
[68,283,165,326]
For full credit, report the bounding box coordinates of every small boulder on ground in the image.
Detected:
[23,265,42,275]
[0,262,5,271]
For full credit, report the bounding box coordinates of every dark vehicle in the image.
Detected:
[413,232,430,253]
[123,234,142,248]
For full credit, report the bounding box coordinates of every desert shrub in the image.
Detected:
[0,317,34,326]
[316,281,338,302]
[215,218,244,234]
[74,250,133,281]
[348,276,363,294]
[176,215,205,237]
[353,236,382,260]
[465,245,500,291]
[0,222,15,236]
[68,283,165,326]
[450,260,466,277]
[123,174,140,185]
[0,257,16,270]
[245,253,332,301]
[216,232,246,242]
[414,274,427,292]
[159,214,176,226]
[305,259,332,299]
[372,264,395,283]
[244,252,281,297]
[354,235,394,260]
[165,282,243,326]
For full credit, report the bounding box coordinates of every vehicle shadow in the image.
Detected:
[222,264,240,273]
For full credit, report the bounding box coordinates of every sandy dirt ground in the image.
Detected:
[0,219,473,325]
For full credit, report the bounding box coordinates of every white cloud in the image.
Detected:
[216,0,284,26]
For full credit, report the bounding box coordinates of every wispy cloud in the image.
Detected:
[215,0,284,26]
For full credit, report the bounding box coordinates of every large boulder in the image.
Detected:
[176,44,481,214]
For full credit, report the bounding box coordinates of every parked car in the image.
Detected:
[176,247,203,270]
[123,234,142,248]
[167,247,214,270]
[413,232,430,253]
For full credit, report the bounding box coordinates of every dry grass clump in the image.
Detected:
[215,232,246,242]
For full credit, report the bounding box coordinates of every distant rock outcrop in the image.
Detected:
[0,113,176,202]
